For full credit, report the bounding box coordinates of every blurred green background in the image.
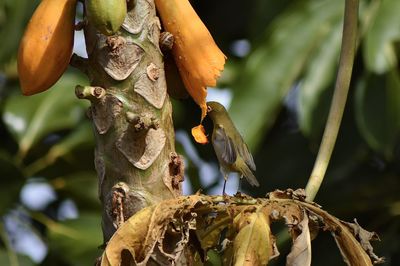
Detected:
[0,0,399,265]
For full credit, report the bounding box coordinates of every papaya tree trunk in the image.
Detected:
[72,0,184,257]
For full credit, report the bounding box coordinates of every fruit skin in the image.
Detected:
[18,0,77,96]
[85,0,127,36]
[155,0,226,120]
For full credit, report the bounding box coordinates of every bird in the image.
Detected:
[207,101,259,194]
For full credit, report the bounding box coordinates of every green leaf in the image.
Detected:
[298,21,342,137]
[0,249,34,266]
[363,0,400,73]
[24,121,94,176]
[0,221,35,266]
[0,0,38,66]
[2,72,89,158]
[355,72,400,159]
[230,0,344,149]
[48,121,94,158]
[0,152,24,214]
[52,171,99,209]
[47,213,102,266]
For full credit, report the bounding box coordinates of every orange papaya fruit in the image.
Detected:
[155,0,226,120]
[17,0,77,95]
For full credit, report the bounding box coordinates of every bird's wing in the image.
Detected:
[236,161,259,187]
[238,140,256,171]
[213,126,237,165]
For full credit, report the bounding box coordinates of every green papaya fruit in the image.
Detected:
[85,0,127,35]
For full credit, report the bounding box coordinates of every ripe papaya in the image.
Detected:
[85,0,127,36]
[18,0,77,96]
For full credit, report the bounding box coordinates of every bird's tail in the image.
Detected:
[238,162,260,187]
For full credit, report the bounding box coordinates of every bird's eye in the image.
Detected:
[207,106,212,112]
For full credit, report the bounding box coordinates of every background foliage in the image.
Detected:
[0,0,399,265]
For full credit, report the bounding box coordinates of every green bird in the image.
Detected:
[207,101,260,193]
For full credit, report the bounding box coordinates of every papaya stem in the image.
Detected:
[305,0,359,201]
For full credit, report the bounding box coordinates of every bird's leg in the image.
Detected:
[237,175,243,192]
[222,174,228,196]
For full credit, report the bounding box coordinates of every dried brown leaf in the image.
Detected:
[196,213,230,251]
[267,189,381,265]
[341,219,385,264]
[101,195,207,266]
[101,205,156,266]
[99,193,382,266]
[286,212,312,266]
[299,202,377,266]
[268,188,307,202]
[222,239,234,266]
[332,226,373,266]
[232,208,273,266]
[265,201,303,226]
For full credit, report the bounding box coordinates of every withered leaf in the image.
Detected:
[268,188,307,202]
[99,193,382,266]
[196,213,230,251]
[332,225,374,266]
[101,205,156,266]
[341,219,385,264]
[286,212,312,266]
[101,195,208,266]
[300,202,377,266]
[232,208,273,266]
[222,239,234,266]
